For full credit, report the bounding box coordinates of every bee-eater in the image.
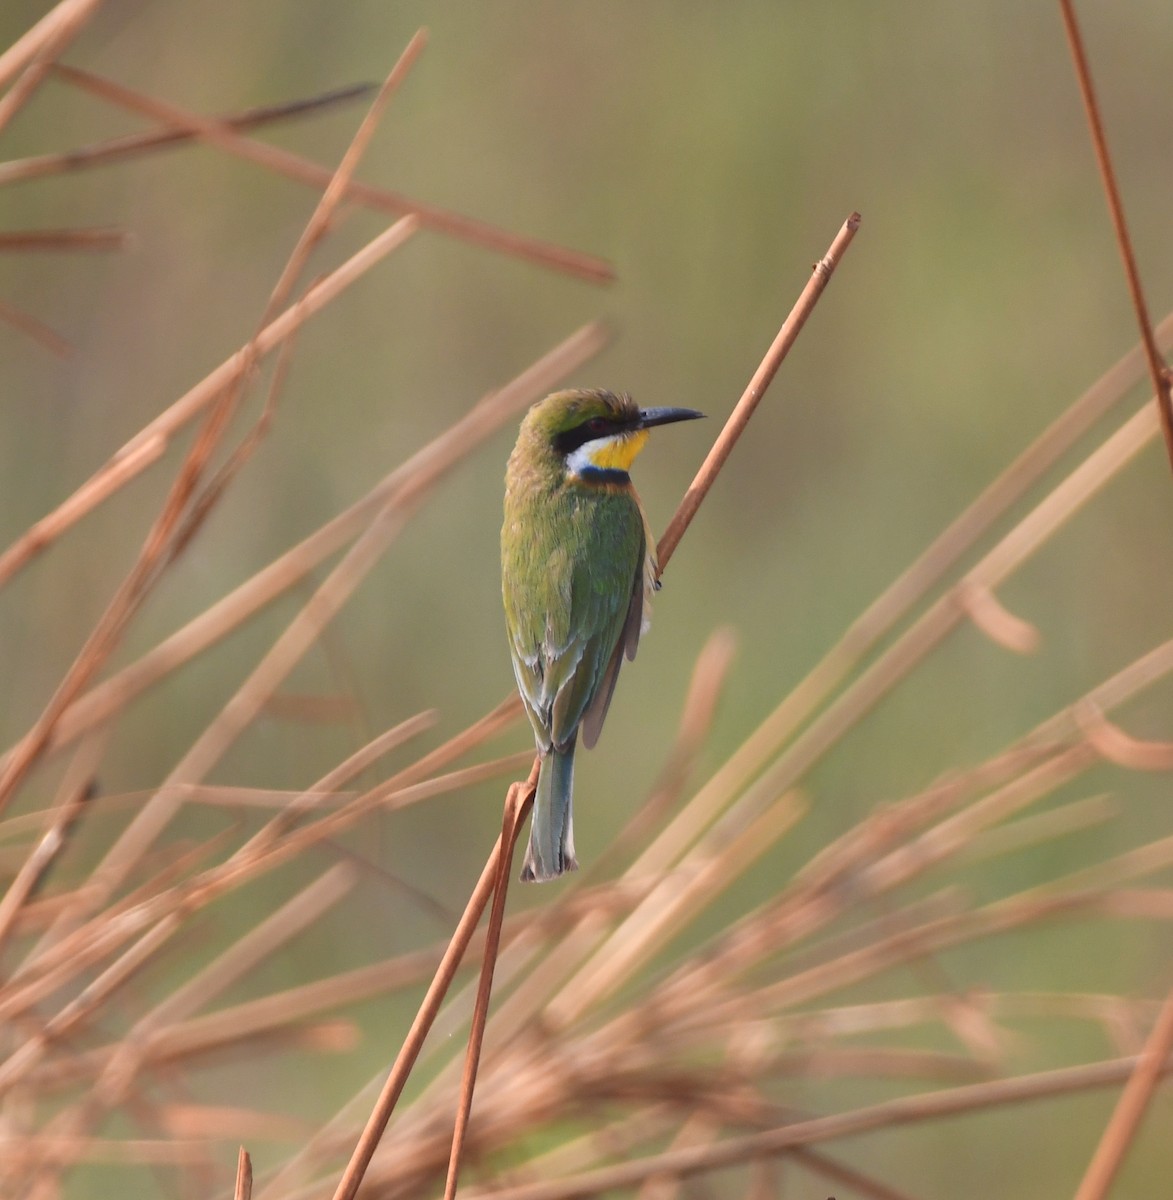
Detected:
[502,389,703,882]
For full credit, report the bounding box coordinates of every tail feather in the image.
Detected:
[520,740,577,882]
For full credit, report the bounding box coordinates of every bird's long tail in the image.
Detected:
[520,739,578,882]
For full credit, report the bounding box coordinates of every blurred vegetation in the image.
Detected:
[2,2,1172,1197]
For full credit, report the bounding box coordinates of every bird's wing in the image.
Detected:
[580,552,644,750]
[505,491,644,754]
[504,528,575,752]
[507,647,556,753]
[547,514,641,750]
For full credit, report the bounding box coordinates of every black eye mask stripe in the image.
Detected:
[553,417,636,457]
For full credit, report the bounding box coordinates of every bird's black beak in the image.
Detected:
[637,406,706,430]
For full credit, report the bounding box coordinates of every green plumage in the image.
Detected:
[503,391,648,881]
[502,389,701,882]
[503,472,645,744]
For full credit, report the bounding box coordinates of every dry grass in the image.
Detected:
[1,6,1171,1200]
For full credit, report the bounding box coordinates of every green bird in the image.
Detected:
[502,389,703,882]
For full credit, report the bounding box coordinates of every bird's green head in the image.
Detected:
[519,389,704,480]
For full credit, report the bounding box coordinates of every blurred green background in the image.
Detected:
[2,1,1172,1194]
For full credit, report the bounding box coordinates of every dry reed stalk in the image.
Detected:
[395,222,862,1108]
[514,1105,680,1187]
[693,396,1164,865]
[742,872,1167,1038]
[0,298,598,1187]
[656,212,860,572]
[660,306,1173,847]
[0,358,261,816]
[167,325,299,572]
[0,0,101,110]
[5,12,1172,1200]
[259,31,429,326]
[0,54,599,918]
[1033,639,1173,747]
[0,60,53,135]
[1032,61,1173,1187]
[426,631,737,1056]
[1075,702,1173,772]
[1058,0,1173,472]
[1073,985,1173,1200]
[957,792,1117,863]
[18,968,437,1097]
[0,1136,216,1168]
[0,226,129,252]
[6,43,428,875]
[442,785,529,1200]
[6,321,604,763]
[605,626,739,857]
[0,83,377,186]
[0,751,531,1055]
[328,212,862,1200]
[0,295,72,357]
[0,216,423,835]
[252,753,538,886]
[115,865,357,1051]
[310,712,440,795]
[0,0,99,88]
[0,733,102,958]
[360,632,1172,1200]
[125,941,496,1067]
[329,764,538,1200]
[0,209,419,590]
[457,1052,1173,1200]
[2,892,345,1190]
[53,63,615,285]
[0,691,579,1148]
[684,737,1169,1032]
[749,991,1162,1061]
[535,723,1049,1036]
[88,477,497,894]
[8,868,359,1186]
[635,1113,719,1200]
[594,633,1170,1036]
[545,790,806,1030]
[0,771,445,1045]
[578,384,1170,955]
[786,1146,923,1200]
[10,734,549,1128]
[236,1147,255,1200]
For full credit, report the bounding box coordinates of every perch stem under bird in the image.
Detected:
[501,389,703,881]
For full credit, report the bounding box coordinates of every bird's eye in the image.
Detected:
[584,417,610,436]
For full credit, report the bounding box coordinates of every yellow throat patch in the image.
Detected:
[587,429,648,472]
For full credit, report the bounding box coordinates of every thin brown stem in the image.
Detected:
[329,763,538,1200]
[0,0,101,132]
[337,217,863,1197]
[259,29,428,328]
[0,754,97,960]
[0,83,377,187]
[1057,0,1173,472]
[233,1147,253,1200]
[788,1146,921,1200]
[656,211,860,573]
[52,63,614,285]
[1072,982,1173,1200]
[0,297,72,357]
[0,323,602,767]
[461,1053,1173,1200]
[0,0,100,90]
[443,783,529,1200]
[0,214,417,591]
[0,228,129,253]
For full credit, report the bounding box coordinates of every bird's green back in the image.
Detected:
[502,459,645,753]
